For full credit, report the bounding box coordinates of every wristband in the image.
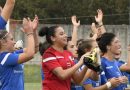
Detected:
[27,32,33,36]
[98,24,103,27]
[106,82,112,89]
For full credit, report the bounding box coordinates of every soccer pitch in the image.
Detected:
[25,83,41,90]
[24,65,42,90]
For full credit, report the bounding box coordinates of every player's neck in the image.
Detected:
[0,47,10,53]
[103,52,114,61]
[52,45,64,53]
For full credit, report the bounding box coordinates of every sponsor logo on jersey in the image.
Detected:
[14,70,23,73]
[106,66,113,69]
[69,56,74,61]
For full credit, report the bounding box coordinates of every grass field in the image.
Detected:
[24,65,42,90]
[24,65,41,83]
[25,83,41,90]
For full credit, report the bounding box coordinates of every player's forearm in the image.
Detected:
[71,26,78,45]
[1,0,15,21]
[33,31,39,53]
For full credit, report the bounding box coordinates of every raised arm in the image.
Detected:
[91,23,98,40]
[71,15,80,46]
[95,9,106,34]
[1,0,15,21]
[32,15,39,53]
[18,17,35,64]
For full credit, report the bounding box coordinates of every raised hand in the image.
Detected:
[32,15,39,31]
[71,15,80,27]
[95,9,103,25]
[1,0,15,21]
[22,17,33,34]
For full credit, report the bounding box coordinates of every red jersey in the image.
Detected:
[42,47,75,90]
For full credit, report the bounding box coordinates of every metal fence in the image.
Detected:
[12,24,130,63]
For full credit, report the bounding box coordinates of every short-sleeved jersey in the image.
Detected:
[0,16,6,29]
[0,49,24,90]
[101,57,125,90]
[116,60,129,88]
[83,78,100,87]
[42,47,75,90]
[71,61,84,90]
[100,71,107,85]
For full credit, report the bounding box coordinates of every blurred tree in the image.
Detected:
[0,0,129,24]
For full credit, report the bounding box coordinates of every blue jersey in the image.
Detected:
[71,60,84,90]
[0,49,24,90]
[117,60,130,88]
[100,71,107,85]
[0,16,6,29]
[83,78,100,87]
[101,57,125,90]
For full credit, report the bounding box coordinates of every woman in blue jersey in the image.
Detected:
[82,9,123,89]
[0,0,15,29]
[77,38,121,90]
[0,16,39,90]
[115,52,130,88]
[98,32,128,90]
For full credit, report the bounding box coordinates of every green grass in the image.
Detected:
[24,64,41,83]
[25,83,41,90]
[24,65,42,90]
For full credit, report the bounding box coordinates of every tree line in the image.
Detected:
[0,0,129,24]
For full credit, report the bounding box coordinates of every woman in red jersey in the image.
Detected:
[40,26,89,90]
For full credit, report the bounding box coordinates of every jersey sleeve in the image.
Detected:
[83,78,92,85]
[100,71,107,85]
[116,60,125,68]
[2,53,19,66]
[101,59,106,73]
[42,52,62,71]
[14,49,24,54]
[0,16,7,29]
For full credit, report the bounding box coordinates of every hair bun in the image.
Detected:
[39,27,49,37]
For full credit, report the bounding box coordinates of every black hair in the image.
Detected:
[98,32,116,53]
[39,41,50,56]
[77,39,93,59]
[38,26,59,45]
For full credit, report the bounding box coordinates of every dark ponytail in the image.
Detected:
[39,41,50,56]
[38,26,59,45]
[38,27,49,37]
